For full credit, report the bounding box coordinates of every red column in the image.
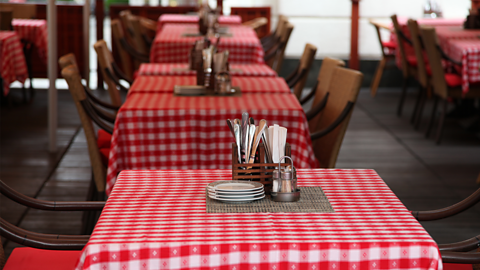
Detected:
[350,0,360,70]
[216,0,223,14]
[473,0,480,11]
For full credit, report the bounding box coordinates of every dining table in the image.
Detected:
[137,63,277,77]
[0,31,28,96]
[150,24,264,64]
[105,92,319,195]
[157,14,242,32]
[128,76,290,96]
[76,169,442,270]
[11,18,48,64]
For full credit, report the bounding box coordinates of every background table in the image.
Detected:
[138,63,277,77]
[157,14,242,32]
[443,39,480,94]
[105,93,318,195]
[76,169,442,270]
[129,76,290,95]
[150,24,264,64]
[12,19,48,64]
[0,31,28,95]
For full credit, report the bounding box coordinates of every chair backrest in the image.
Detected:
[407,19,429,88]
[93,40,122,107]
[293,43,317,99]
[58,53,79,72]
[308,57,346,132]
[61,65,106,193]
[119,10,134,44]
[420,26,449,98]
[391,14,410,77]
[0,3,36,19]
[243,17,268,31]
[312,67,363,168]
[129,15,149,55]
[273,21,294,73]
[274,15,287,38]
[0,8,13,31]
[111,19,133,81]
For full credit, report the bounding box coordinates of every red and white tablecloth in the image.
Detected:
[157,14,242,32]
[0,31,28,96]
[138,63,277,77]
[105,93,318,195]
[12,19,48,64]
[444,39,480,94]
[129,76,290,95]
[76,169,442,270]
[150,24,264,64]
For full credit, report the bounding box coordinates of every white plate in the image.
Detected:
[209,194,265,202]
[208,188,264,196]
[208,189,264,198]
[207,181,263,192]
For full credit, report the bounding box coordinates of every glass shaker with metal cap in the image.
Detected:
[270,156,300,202]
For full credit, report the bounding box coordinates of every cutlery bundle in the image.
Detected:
[227,114,287,165]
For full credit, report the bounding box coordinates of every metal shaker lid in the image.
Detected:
[273,169,280,179]
[281,166,293,180]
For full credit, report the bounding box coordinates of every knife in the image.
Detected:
[241,112,249,163]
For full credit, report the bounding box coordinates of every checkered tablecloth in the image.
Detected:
[138,63,277,77]
[105,93,318,195]
[444,39,480,94]
[157,14,242,32]
[150,24,264,64]
[12,19,48,64]
[76,169,442,270]
[128,75,290,95]
[0,31,28,96]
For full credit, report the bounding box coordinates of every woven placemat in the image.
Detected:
[206,187,335,213]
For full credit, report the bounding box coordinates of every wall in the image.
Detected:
[216,0,470,60]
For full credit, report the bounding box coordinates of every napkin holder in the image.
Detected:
[232,142,291,194]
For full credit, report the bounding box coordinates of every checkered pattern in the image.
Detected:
[76,169,442,270]
[0,31,28,95]
[150,24,264,64]
[128,76,290,95]
[445,39,480,95]
[138,63,277,77]
[105,93,318,195]
[157,14,242,31]
[12,19,48,64]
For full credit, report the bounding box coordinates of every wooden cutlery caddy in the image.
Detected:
[232,143,291,194]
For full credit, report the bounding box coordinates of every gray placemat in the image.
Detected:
[206,187,335,213]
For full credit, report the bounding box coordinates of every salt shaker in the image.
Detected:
[278,156,296,193]
[272,169,280,194]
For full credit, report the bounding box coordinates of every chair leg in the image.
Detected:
[414,87,427,130]
[397,77,409,117]
[435,99,448,145]
[425,95,438,138]
[370,57,386,97]
[411,86,423,124]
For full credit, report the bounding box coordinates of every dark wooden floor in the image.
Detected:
[1,86,479,258]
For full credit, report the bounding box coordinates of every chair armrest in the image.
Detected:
[112,62,133,85]
[411,187,480,221]
[310,101,354,141]
[90,101,117,124]
[264,42,281,61]
[105,68,130,92]
[438,235,480,252]
[80,100,114,134]
[306,92,329,121]
[300,80,319,105]
[287,68,306,89]
[440,250,480,264]
[83,85,120,111]
[0,180,105,211]
[437,44,462,66]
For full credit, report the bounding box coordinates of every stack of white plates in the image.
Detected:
[207,181,265,203]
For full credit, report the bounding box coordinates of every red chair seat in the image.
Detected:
[443,263,473,270]
[97,129,112,149]
[100,147,110,166]
[4,248,82,270]
[133,70,139,80]
[445,73,462,87]
[382,41,397,50]
[407,55,417,67]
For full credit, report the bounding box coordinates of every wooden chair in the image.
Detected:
[243,17,268,35]
[0,3,36,19]
[369,19,396,97]
[309,67,363,168]
[304,57,346,133]
[420,27,480,144]
[94,40,132,107]
[391,14,418,116]
[407,19,431,129]
[411,183,480,268]
[0,8,13,31]
[284,43,317,100]
[111,19,149,81]
[264,22,294,73]
[120,10,149,57]
[0,179,104,270]
[261,15,287,51]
